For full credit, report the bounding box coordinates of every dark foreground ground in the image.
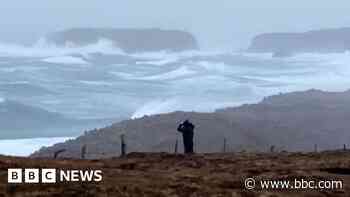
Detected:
[1,151,350,197]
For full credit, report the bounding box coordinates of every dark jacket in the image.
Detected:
[177,120,195,153]
[177,121,195,134]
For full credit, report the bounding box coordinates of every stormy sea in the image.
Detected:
[1,39,350,155]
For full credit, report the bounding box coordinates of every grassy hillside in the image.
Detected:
[32,89,350,158]
[1,151,350,196]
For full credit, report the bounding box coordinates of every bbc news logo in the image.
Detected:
[8,169,103,184]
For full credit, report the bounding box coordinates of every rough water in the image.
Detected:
[1,39,350,155]
[0,137,73,156]
[1,39,350,120]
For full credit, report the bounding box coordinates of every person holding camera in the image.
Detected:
[177,120,195,154]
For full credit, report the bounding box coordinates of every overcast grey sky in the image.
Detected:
[1,0,350,49]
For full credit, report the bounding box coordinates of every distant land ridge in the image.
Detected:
[248,27,350,56]
[45,28,199,53]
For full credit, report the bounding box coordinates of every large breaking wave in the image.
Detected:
[0,38,124,58]
[1,38,350,120]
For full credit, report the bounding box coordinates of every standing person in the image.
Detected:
[177,120,195,154]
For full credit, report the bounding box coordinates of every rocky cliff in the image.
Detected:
[45,28,199,53]
[248,27,350,55]
[32,89,350,158]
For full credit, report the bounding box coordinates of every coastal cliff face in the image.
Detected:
[248,27,350,55]
[45,28,199,53]
[32,89,350,158]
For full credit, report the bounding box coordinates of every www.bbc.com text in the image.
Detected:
[244,177,343,191]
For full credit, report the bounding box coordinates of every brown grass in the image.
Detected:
[1,151,350,196]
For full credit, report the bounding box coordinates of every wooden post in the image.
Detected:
[120,134,126,157]
[223,138,227,153]
[81,145,87,159]
[344,144,347,151]
[54,149,66,159]
[174,139,178,154]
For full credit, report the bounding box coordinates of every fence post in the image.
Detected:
[120,134,126,157]
[344,144,347,151]
[174,139,178,154]
[223,138,227,153]
[81,145,87,159]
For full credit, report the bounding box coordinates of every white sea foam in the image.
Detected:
[171,75,232,87]
[131,98,246,119]
[0,38,124,58]
[1,45,350,123]
[0,66,46,72]
[0,81,29,85]
[239,52,274,59]
[42,56,89,65]
[131,99,178,118]
[0,137,74,156]
[79,80,113,86]
[110,66,196,81]
[40,99,63,105]
[109,71,136,80]
[197,61,236,74]
[133,51,182,66]
[131,49,228,65]
[136,58,179,66]
[139,66,196,80]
